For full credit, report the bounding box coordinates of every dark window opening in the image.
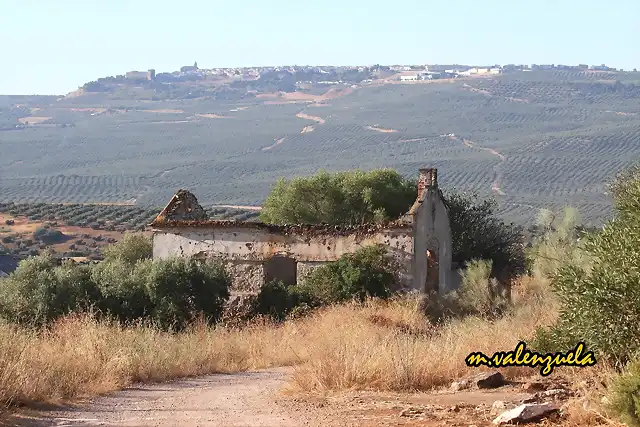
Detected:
[263,255,297,287]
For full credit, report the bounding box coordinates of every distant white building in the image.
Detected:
[400,74,419,81]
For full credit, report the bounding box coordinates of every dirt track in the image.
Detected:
[11,368,329,427]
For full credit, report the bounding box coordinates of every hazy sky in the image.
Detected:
[2,0,639,95]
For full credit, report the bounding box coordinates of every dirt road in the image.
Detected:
[11,368,332,427]
[6,368,576,427]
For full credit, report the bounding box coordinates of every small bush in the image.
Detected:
[144,257,231,330]
[32,227,67,244]
[102,233,152,263]
[254,280,308,321]
[444,191,526,283]
[608,358,640,426]
[0,252,99,326]
[295,244,397,306]
[451,259,508,318]
[532,165,640,365]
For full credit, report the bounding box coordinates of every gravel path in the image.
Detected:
[11,368,328,427]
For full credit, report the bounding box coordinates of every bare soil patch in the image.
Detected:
[17,116,51,125]
[69,108,107,114]
[145,109,185,114]
[366,125,398,133]
[296,112,326,124]
[263,137,285,151]
[196,113,229,119]
[149,120,194,124]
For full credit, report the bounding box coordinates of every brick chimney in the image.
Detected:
[417,168,437,197]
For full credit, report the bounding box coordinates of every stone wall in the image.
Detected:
[225,260,264,293]
[152,224,414,292]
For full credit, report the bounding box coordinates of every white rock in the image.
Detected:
[493,403,558,425]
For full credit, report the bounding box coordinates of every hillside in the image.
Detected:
[2,69,640,226]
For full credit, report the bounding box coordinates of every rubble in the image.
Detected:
[492,403,559,425]
[450,372,507,391]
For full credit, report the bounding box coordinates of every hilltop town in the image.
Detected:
[77,61,626,100]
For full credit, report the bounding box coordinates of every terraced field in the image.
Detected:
[2,70,640,225]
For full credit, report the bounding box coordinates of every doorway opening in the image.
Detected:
[263,255,297,287]
[426,249,439,292]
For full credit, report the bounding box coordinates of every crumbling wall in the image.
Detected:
[154,189,208,223]
[152,225,414,292]
[296,261,326,283]
[225,260,264,293]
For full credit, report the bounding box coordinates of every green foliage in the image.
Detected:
[450,259,508,318]
[608,358,640,426]
[253,280,306,321]
[259,169,416,225]
[444,191,527,280]
[295,245,397,306]
[102,233,152,263]
[532,165,640,365]
[0,235,231,330]
[90,258,152,322]
[0,251,99,326]
[32,227,66,244]
[528,207,591,279]
[144,257,230,330]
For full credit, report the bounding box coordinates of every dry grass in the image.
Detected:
[289,286,558,393]
[0,315,306,409]
[0,275,620,425]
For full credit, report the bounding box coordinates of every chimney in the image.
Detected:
[417,168,437,197]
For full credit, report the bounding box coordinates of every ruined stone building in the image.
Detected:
[150,168,455,295]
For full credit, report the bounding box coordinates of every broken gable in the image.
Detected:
[151,189,208,226]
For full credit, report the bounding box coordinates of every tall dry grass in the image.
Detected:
[289,277,559,392]
[0,314,308,409]
[0,272,610,426]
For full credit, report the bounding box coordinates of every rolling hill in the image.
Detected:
[2,69,640,226]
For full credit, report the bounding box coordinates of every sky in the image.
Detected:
[1,0,639,95]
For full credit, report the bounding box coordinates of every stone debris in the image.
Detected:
[450,371,507,391]
[399,406,425,417]
[492,403,559,425]
[522,381,546,392]
[521,387,572,404]
[490,400,508,415]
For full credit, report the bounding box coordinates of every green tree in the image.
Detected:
[295,244,397,306]
[443,191,526,280]
[102,232,152,264]
[0,251,98,325]
[533,165,640,366]
[144,257,231,330]
[259,169,416,225]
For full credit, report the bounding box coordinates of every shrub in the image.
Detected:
[528,207,591,279]
[444,191,526,283]
[608,358,640,426]
[451,259,508,318]
[532,165,640,365]
[102,232,152,264]
[295,244,397,306]
[253,280,308,321]
[0,252,99,326]
[144,257,231,330]
[32,227,66,244]
[91,258,153,322]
